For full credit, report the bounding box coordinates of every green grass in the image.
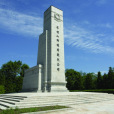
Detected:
[70,89,114,94]
[0,105,69,114]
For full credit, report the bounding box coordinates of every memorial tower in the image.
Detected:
[22,6,68,92]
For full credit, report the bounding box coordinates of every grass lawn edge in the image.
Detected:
[0,105,70,114]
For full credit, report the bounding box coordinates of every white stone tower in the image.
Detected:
[22,6,68,92]
[37,6,68,92]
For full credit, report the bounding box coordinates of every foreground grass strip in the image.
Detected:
[0,105,69,114]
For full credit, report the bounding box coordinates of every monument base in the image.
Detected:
[50,82,69,92]
[21,88,38,93]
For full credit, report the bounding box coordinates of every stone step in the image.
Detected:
[0,95,27,99]
[16,99,84,105]
[82,96,114,100]
[13,100,107,109]
[24,97,87,101]
[0,105,7,110]
[0,97,24,101]
[0,100,15,105]
[27,94,113,99]
[30,98,112,103]
[0,102,13,108]
[0,98,21,102]
[0,98,24,102]
[21,98,114,104]
[21,98,106,104]
[23,96,114,102]
[16,98,111,106]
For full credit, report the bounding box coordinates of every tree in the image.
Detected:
[84,73,93,90]
[0,60,29,93]
[108,67,114,89]
[92,74,97,89]
[20,64,29,77]
[65,69,83,90]
[97,71,102,89]
[15,76,23,92]
[0,85,5,94]
[113,68,114,89]
[0,70,5,86]
[73,72,83,90]
[1,61,22,93]
[1,61,22,78]
[102,73,108,89]
[65,69,76,90]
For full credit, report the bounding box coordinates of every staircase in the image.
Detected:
[0,94,27,109]
[0,92,114,110]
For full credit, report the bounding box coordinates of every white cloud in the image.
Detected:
[0,8,43,38]
[105,23,112,28]
[64,25,114,54]
[97,23,112,28]
[96,0,107,5]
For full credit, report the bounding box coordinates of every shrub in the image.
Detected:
[0,85,5,94]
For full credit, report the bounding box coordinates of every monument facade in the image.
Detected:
[22,6,68,92]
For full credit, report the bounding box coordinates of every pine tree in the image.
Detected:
[108,67,114,89]
[97,71,102,89]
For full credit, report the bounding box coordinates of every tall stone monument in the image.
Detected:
[22,6,68,92]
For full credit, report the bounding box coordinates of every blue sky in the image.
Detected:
[0,0,114,74]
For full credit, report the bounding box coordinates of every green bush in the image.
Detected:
[0,85,5,94]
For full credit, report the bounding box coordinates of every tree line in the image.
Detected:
[65,68,114,90]
[0,60,114,94]
[0,61,29,94]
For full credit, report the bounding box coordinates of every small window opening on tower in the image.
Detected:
[57,26,59,29]
[57,44,59,47]
[57,48,59,51]
[57,58,59,61]
[57,68,60,71]
[57,39,59,42]
[57,31,59,34]
[57,53,59,56]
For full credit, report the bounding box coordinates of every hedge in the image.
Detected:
[70,89,114,94]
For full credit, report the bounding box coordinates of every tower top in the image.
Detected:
[44,6,62,13]
[44,6,63,16]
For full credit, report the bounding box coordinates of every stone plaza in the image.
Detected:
[0,92,114,114]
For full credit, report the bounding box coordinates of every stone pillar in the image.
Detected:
[38,64,43,92]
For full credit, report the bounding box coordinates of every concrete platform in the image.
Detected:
[0,92,114,114]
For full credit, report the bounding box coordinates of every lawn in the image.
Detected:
[0,105,69,114]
